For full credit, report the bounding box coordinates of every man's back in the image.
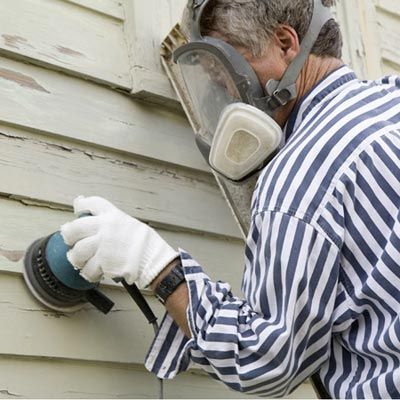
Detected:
[248,65,400,398]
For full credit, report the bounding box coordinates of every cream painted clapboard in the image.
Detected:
[375,0,400,75]
[0,0,185,101]
[123,0,187,103]
[0,355,316,399]
[0,56,208,173]
[0,0,244,398]
[0,0,131,89]
[64,0,125,20]
[0,123,239,238]
[335,0,400,78]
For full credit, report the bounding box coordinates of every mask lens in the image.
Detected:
[176,49,241,145]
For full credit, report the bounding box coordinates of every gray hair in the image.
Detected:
[199,0,342,59]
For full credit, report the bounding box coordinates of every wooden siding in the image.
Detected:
[0,0,246,398]
[335,0,400,78]
[0,121,237,237]
[0,0,130,89]
[0,0,398,398]
[0,0,244,398]
[123,0,187,103]
[376,0,400,75]
[0,354,316,399]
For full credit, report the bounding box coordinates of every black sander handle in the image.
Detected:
[85,288,115,314]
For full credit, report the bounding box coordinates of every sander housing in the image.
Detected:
[23,231,114,313]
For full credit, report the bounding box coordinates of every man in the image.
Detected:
[61,0,400,398]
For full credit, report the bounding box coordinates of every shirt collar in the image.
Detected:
[284,65,358,140]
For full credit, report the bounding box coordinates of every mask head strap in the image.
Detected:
[188,0,211,40]
[265,0,332,110]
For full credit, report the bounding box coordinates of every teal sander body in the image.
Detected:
[23,232,114,314]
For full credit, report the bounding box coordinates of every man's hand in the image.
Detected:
[60,196,179,289]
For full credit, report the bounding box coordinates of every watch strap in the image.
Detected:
[155,262,185,304]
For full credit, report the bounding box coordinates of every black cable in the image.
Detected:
[120,280,164,399]
[151,321,164,400]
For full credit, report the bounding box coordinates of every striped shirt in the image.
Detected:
[145,66,400,398]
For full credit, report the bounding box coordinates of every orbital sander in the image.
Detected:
[23,226,157,322]
[23,231,115,314]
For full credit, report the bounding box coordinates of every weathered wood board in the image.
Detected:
[0,272,158,364]
[0,355,316,399]
[123,0,187,102]
[0,0,130,89]
[0,127,240,237]
[376,2,400,74]
[0,197,245,291]
[63,0,125,21]
[376,0,400,16]
[0,57,208,173]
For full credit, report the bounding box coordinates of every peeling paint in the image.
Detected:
[37,52,70,66]
[0,247,24,262]
[1,34,32,51]
[0,389,21,398]
[0,131,25,142]
[0,68,50,93]
[132,64,150,72]
[0,190,70,213]
[56,45,85,58]
[0,128,212,185]
[1,301,71,319]
[42,311,70,319]
[46,142,73,153]
[6,303,69,318]
[114,159,138,168]
[17,198,70,212]
[107,117,137,128]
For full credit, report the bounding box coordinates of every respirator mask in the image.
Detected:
[174,0,331,181]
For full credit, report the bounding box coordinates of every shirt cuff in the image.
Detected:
[145,248,209,379]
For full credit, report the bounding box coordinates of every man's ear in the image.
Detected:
[273,25,300,65]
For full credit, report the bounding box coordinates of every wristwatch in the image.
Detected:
[154,262,185,304]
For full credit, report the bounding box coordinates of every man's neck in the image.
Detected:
[297,55,344,100]
[275,56,344,127]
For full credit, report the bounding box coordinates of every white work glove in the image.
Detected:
[60,196,179,289]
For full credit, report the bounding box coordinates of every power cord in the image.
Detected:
[120,280,164,399]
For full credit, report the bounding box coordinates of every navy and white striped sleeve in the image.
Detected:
[146,210,340,396]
